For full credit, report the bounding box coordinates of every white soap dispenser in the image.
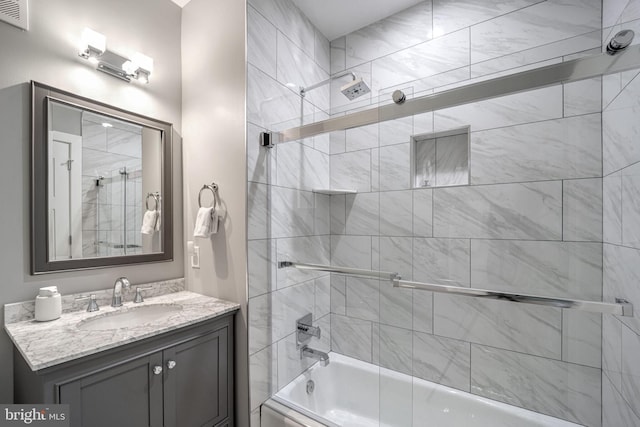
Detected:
[35,286,62,321]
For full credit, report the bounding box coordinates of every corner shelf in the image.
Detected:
[312,189,358,195]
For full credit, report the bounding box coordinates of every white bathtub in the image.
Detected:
[262,352,580,427]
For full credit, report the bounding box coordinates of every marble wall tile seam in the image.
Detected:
[615,379,640,423]
[247,64,328,124]
[603,360,624,400]
[330,312,374,361]
[603,13,640,46]
[602,374,640,427]
[430,0,548,41]
[328,316,599,370]
[602,153,640,178]
[468,334,603,366]
[469,28,603,64]
[602,63,640,112]
[248,338,272,358]
[470,0,602,63]
[345,35,446,71]
[247,0,318,69]
[249,342,278,407]
[341,3,597,72]
[469,32,601,80]
[276,140,332,157]
[275,28,330,93]
[429,177,585,191]
[465,111,601,137]
[603,359,640,422]
[329,145,380,156]
[275,273,329,292]
[469,339,601,372]
[469,343,601,426]
[601,240,640,252]
[619,317,640,419]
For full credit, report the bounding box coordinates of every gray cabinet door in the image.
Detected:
[58,352,164,427]
[163,328,229,427]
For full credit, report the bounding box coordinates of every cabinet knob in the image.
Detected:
[167,360,177,370]
[152,365,163,375]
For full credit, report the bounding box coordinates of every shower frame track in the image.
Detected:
[263,44,640,144]
[278,261,634,317]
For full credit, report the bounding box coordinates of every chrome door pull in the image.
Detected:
[152,365,163,375]
[167,360,176,370]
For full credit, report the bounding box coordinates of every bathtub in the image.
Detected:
[261,352,580,427]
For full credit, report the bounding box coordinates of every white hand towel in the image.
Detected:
[141,210,159,235]
[193,207,219,238]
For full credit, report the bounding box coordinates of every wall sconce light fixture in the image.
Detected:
[78,28,154,84]
[79,28,106,63]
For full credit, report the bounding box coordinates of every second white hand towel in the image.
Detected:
[141,210,159,235]
[154,210,161,232]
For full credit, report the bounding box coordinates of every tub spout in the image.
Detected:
[301,345,330,367]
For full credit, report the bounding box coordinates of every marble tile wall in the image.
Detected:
[602,1,640,425]
[246,0,332,419]
[328,1,607,426]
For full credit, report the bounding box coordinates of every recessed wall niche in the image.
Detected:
[411,127,470,188]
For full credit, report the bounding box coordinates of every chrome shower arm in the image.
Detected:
[300,71,356,96]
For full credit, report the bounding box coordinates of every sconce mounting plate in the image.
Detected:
[96,51,131,82]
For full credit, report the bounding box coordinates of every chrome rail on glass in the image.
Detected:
[278,261,399,281]
[278,261,634,317]
[262,44,640,144]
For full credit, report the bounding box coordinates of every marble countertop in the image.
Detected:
[5,291,239,371]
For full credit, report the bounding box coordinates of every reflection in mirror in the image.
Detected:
[32,82,173,273]
[48,101,163,260]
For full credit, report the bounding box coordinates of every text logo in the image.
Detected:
[0,406,69,427]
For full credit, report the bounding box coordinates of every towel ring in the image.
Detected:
[146,192,160,211]
[198,183,219,209]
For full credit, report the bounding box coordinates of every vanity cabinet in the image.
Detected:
[13,312,236,427]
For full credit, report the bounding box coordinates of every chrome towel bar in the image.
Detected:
[278,261,633,317]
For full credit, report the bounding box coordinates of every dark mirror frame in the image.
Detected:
[31,81,173,274]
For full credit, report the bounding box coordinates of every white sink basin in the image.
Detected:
[77,304,183,331]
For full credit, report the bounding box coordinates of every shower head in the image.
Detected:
[607,29,635,55]
[300,72,370,101]
[340,77,371,100]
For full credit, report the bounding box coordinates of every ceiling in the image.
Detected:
[170,0,191,7]
[291,0,424,40]
[171,0,425,41]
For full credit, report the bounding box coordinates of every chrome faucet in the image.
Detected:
[300,345,330,367]
[111,277,131,307]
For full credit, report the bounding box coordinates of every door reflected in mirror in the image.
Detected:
[48,101,163,260]
[32,82,173,274]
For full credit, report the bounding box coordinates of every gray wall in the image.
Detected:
[181,0,250,425]
[0,0,183,403]
[601,0,640,425]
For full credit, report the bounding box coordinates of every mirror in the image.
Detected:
[32,82,173,273]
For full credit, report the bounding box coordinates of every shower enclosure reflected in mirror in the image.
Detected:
[31,82,173,274]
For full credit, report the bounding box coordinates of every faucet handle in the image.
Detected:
[296,313,321,348]
[75,294,99,312]
[133,287,153,303]
[297,322,321,339]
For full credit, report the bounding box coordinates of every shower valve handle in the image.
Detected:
[297,323,321,339]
